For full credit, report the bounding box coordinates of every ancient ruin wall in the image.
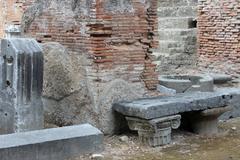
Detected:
[23,0,158,91]
[6,0,159,134]
[198,0,240,78]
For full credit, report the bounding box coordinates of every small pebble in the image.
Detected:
[119,135,129,142]
[231,127,237,130]
[90,154,104,160]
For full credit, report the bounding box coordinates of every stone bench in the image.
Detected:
[0,124,103,160]
[113,88,240,147]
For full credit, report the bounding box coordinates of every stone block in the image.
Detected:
[113,88,240,120]
[0,124,103,160]
[157,85,177,95]
[159,75,214,93]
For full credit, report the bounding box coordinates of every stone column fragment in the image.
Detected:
[0,38,44,134]
[126,115,181,147]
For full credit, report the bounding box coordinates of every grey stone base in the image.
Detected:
[0,124,103,160]
[126,115,181,147]
[189,106,232,135]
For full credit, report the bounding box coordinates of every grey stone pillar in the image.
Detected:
[0,38,44,134]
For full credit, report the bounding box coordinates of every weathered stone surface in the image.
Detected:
[97,79,145,134]
[113,88,240,120]
[41,42,97,127]
[126,115,181,147]
[42,42,82,100]
[155,0,198,74]
[220,88,240,120]
[0,124,103,160]
[157,85,176,95]
[189,106,232,135]
[0,38,43,134]
[208,73,232,84]
[41,43,144,134]
[159,75,214,93]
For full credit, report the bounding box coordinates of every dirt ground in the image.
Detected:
[74,117,240,160]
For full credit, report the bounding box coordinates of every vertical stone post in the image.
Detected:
[0,38,44,134]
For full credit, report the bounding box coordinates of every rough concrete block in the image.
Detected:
[0,38,43,134]
[0,124,103,160]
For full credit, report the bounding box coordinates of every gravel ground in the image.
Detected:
[71,117,240,160]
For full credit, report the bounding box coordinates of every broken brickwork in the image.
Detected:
[22,0,158,91]
[198,0,240,78]
[3,0,158,133]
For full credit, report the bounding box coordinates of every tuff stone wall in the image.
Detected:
[1,0,159,134]
[198,0,240,78]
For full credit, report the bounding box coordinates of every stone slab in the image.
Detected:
[0,124,103,160]
[113,88,240,120]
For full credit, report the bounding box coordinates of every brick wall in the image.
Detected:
[198,0,240,78]
[0,0,29,38]
[22,0,158,92]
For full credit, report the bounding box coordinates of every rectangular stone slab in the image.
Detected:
[0,124,103,160]
[113,88,240,120]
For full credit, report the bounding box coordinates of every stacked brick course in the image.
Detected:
[198,0,240,78]
[0,0,29,38]
[23,0,158,91]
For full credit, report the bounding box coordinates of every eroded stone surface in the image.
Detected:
[0,38,44,134]
[126,115,181,147]
[0,124,103,160]
[42,43,145,134]
[113,88,240,120]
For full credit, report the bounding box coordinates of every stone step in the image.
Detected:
[157,45,197,55]
[157,6,197,17]
[153,51,182,59]
[157,39,197,54]
[158,36,197,46]
[158,41,182,53]
[158,0,198,8]
[158,17,197,29]
[158,28,197,40]
[153,52,170,61]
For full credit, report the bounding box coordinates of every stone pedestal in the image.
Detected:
[0,38,44,134]
[126,115,181,147]
[190,106,232,135]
